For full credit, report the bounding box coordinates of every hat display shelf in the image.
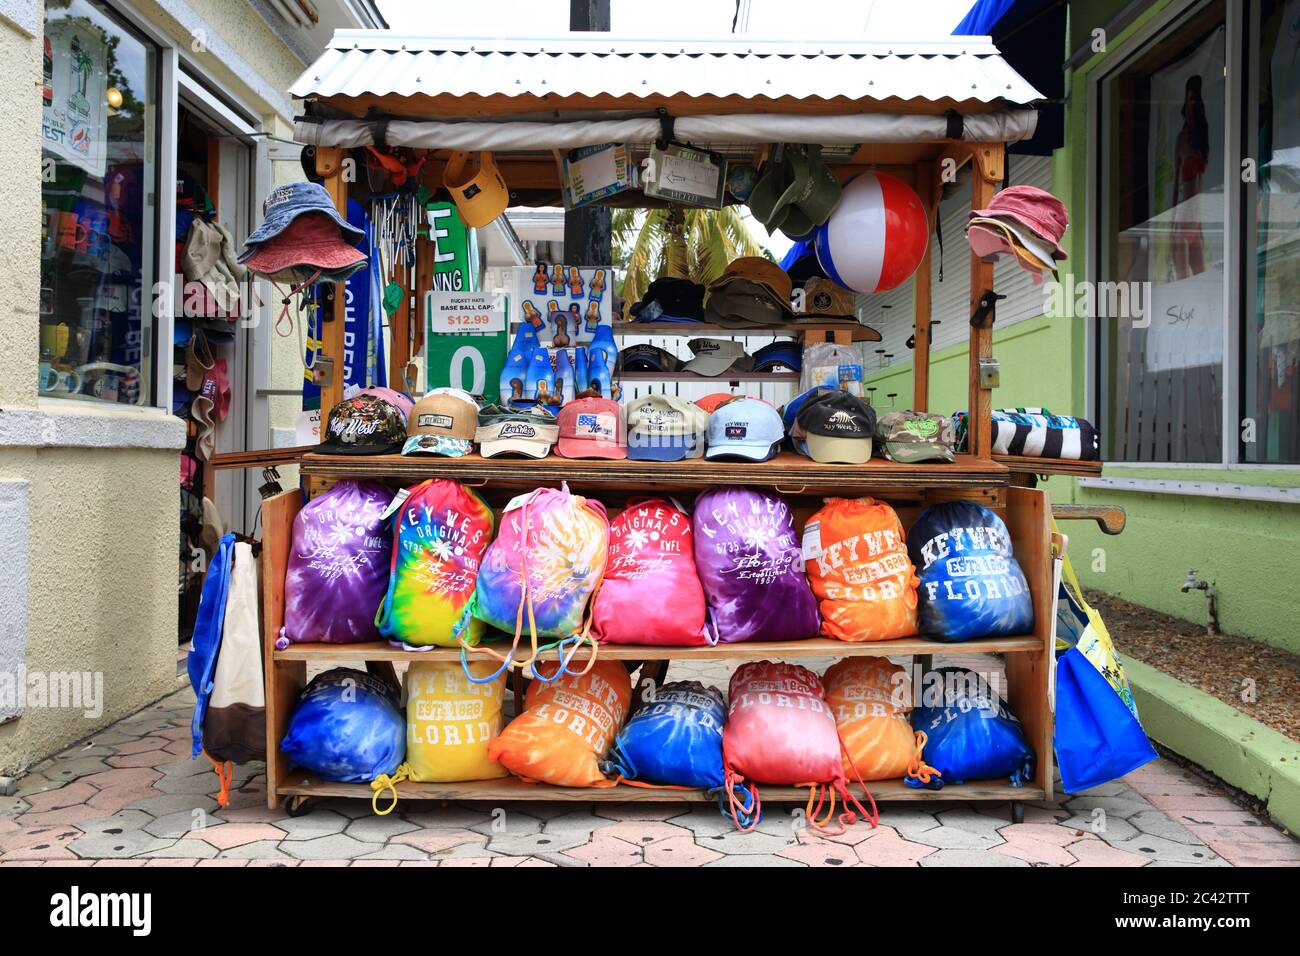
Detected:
[250,34,1122,820]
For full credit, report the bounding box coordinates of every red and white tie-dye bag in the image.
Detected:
[723,661,879,833]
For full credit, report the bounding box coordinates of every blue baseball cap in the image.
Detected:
[752,340,802,372]
[705,397,784,462]
[244,182,364,249]
[782,386,835,456]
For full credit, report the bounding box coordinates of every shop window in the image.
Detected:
[1097,2,1226,462]
[40,1,157,406]
[1244,0,1300,463]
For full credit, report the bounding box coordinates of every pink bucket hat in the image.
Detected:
[970,185,1068,260]
[240,212,367,279]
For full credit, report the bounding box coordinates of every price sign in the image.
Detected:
[425,291,507,402]
[424,292,505,334]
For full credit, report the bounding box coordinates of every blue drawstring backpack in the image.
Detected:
[280,668,405,782]
[907,501,1034,641]
[188,533,237,758]
[604,681,727,789]
[1055,646,1158,793]
[911,667,1035,785]
[603,680,757,825]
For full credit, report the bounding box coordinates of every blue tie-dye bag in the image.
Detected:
[907,501,1033,641]
[911,667,1035,785]
[603,681,727,789]
[280,668,405,783]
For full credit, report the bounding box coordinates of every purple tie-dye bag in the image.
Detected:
[278,480,395,646]
[692,487,820,643]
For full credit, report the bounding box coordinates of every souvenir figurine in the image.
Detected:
[533,262,549,294]
[551,263,566,294]
[568,266,584,297]
[521,300,544,328]
[584,299,602,333]
[588,268,607,302]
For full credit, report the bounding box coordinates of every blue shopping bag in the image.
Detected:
[1055,646,1157,793]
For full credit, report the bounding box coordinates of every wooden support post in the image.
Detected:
[967,145,1003,461]
[913,161,935,412]
[388,263,411,391]
[317,147,348,413]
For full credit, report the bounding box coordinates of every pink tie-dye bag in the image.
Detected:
[470,484,609,678]
[592,497,707,646]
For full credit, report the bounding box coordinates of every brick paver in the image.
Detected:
[0,686,1293,867]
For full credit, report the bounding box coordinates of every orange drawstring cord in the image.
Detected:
[206,753,233,808]
[725,770,761,833]
[906,731,942,788]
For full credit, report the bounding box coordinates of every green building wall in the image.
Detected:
[865,0,1300,653]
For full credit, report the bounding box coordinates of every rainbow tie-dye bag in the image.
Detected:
[470,483,609,677]
[376,479,496,649]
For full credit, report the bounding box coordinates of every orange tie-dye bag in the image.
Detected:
[823,658,939,787]
[487,659,631,787]
[804,497,919,642]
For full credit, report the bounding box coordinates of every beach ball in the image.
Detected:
[814,172,928,294]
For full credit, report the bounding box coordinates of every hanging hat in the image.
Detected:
[748,145,842,240]
[443,151,509,228]
[243,181,364,250]
[969,185,1068,260]
[239,213,367,281]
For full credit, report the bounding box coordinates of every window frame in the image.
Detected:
[1085,0,1300,469]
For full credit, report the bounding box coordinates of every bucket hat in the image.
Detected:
[630,277,706,323]
[239,212,367,280]
[243,181,363,249]
[969,185,1068,260]
[748,144,842,239]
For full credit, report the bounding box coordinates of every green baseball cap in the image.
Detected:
[875,411,956,463]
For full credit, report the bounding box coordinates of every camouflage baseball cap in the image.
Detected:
[875,411,956,463]
[318,393,407,455]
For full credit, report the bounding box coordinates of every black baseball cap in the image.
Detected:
[618,344,681,373]
[630,277,706,322]
[795,390,877,464]
[318,394,407,456]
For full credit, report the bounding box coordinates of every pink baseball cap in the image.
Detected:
[240,212,367,278]
[970,185,1068,261]
[556,397,625,460]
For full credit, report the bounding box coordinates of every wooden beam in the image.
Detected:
[318,153,349,413]
[967,149,1000,461]
[912,160,935,411]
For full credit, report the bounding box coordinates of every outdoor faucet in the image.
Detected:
[1181,569,1218,636]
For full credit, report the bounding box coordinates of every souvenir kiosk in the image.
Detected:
[260,33,1112,819]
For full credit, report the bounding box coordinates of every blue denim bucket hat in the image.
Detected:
[244,181,364,249]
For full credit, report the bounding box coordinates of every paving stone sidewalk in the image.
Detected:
[2,682,1297,868]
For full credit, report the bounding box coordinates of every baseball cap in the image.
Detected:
[625,394,709,461]
[795,390,877,464]
[752,340,802,372]
[475,404,559,459]
[695,392,741,414]
[629,277,706,323]
[782,386,836,456]
[875,411,956,463]
[618,344,681,373]
[403,390,478,457]
[704,397,784,462]
[557,396,626,460]
[318,393,407,455]
[683,338,753,376]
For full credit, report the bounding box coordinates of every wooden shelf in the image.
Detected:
[612,320,882,342]
[277,772,1045,805]
[300,450,1011,494]
[995,455,1103,479]
[619,370,799,382]
[273,634,1044,663]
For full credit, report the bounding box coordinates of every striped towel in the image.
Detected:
[951,408,1100,460]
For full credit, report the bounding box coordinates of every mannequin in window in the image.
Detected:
[1171,74,1209,279]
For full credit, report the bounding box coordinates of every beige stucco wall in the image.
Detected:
[0,1,315,774]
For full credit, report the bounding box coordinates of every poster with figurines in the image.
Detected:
[511,263,612,345]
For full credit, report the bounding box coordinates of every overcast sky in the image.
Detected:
[376,0,977,38]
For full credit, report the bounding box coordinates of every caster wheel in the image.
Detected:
[285,796,314,818]
[1009,801,1025,824]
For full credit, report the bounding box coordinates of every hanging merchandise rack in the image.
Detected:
[258,32,1119,819]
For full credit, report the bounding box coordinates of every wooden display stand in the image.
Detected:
[260,37,1109,820]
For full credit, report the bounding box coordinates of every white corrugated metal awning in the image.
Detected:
[290,33,1043,108]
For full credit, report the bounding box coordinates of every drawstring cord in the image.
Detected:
[205,752,233,808]
[272,270,322,338]
[370,765,410,815]
[903,731,944,790]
